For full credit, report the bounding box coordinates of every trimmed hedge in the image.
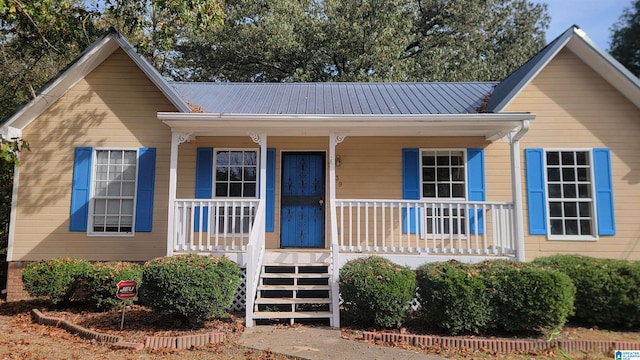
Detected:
[417,260,575,335]
[417,261,491,334]
[22,257,90,305]
[533,255,640,328]
[140,254,241,325]
[82,262,142,310]
[339,256,417,328]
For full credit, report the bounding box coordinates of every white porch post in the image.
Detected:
[251,134,267,204]
[509,121,530,261]
[329,133,345,327]
[167,131,194,256]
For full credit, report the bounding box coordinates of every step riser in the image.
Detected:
[263,251,330,265]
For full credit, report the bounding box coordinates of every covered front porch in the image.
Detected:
[159,111,534,327]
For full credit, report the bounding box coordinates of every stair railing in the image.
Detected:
[329,198,341,328]
[245,200,266,327]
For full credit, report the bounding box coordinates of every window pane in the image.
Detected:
[122,200,134,215]
[216,168,228,182]
[123,165,136,180]
[437,184,450,197]
[422,154,435,166]
[106,216,120,226]
[107,200,120,215]
[229,183,242,197]
[423,168,435,181]
[94,216,105,226]
[564,202,577,217]
[423,184,436,197]
[217,151,229,165]
[107,182,121,196]
[547,152,559,165]
[229,167,242,181]
[122,182,135,197]
[124,151,137,164]
[94,199,106,214]
[96,165,108,180]
[95,181,107,196]
[436,155,449,166]
[561,152,574,165]
[550,219,563,235]
[244,151,256,165]
[548,184,562,198]
[576,152,588,165]
[562,168,575,181]
[121,216,133,226]
[451,155,463,165]
[579,202,591,217]
[580,220,592,235]
[111,151,123,164]
[108,165,120,180]
[244,167,256,181]
[549,202,562,217]
[96,151,109,164]
[547,168,561,181]
[244,183,256,197]
[436,168,449,181]
[215,183,228,197]
[230,151,243,165]
[452,184,465,198]
[565,220,579,235]
[578,184,590,198]
[577,168,589,181]
[563,184,576,198]
[451,167,464,181]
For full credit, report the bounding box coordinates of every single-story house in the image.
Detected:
[2,25,640,327]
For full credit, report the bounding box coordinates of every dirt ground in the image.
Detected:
[1,299,639,360]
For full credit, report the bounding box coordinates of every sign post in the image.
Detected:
[116,280,138,330]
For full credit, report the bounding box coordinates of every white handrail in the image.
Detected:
[334,199,516,256]
[329,198,341,328]
[245,200,266,328]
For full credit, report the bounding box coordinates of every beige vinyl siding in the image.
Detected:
[12,48,175,261]
[506,48,640,260]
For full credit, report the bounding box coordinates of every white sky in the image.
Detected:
[537,0,632,51]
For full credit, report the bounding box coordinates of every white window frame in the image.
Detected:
[543,148,598,241]
[212,148,259,234]
[88,148,138,237]
[420,148,468,236]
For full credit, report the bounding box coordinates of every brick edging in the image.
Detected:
[31,309,226,351]
[362,331,640,354]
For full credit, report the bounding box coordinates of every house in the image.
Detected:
[2,25,640,327]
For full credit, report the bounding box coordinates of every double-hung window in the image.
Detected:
[90,149,137,235]
[545,150,595,239]
[214,149,258,233]
[421,150,466,235]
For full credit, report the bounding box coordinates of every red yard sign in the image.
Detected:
[116,280,138,300]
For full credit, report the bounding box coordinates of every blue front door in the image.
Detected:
[281,152,325,248]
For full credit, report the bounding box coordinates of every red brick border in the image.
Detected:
[31,309,225,351]
[362,331,640,354]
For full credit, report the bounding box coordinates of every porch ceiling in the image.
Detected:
[157,112,535,139]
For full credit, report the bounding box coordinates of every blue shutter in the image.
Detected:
[525,148,547,234]
[402,148,421,233]
[194,148,213,232]
[70,147,93,231]
[467,148,485,234]
[266,148,276,232]
[134,148,156,232]
[593,148,615,235]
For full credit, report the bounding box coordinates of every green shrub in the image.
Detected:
[140,254,241,325]
[533,255,640,328]
[83,262,142,310]
[481,261,575,332]
[417,261,492,334]
[339,256,417,328]
[21,257,90,305]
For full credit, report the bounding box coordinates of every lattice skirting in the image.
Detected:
[230,268,247,311]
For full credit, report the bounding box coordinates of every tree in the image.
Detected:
[408,0,549,81]
[610,0,640,77]
[175,0,549,82]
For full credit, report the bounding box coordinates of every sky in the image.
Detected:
[538,1,632,51]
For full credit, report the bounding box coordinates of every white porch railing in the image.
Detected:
[172,199,260,252]
[335,199,515,256]
[245,200,266,327]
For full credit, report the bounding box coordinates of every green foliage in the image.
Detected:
[610,1,640,77]
[417,261,492,334]
[175,0,549,82]
[417,260,575,335]
[480,261,575,332]
[21,258,90,305]
[140,254,241,325]
[0,139,30,256]
[82,262,142,310]
[339,256,417,328]
[533,255,640,328]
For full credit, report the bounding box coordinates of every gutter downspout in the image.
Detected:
[510,120,530,261]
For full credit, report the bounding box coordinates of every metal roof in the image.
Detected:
[171,82,497,115]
